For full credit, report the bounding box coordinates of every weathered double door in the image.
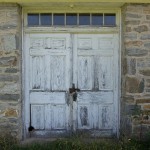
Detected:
[25,33,119,137]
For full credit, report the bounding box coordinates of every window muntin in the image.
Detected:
[27,13,116,27]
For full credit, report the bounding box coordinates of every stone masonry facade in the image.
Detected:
[0,3,150,140]
[122,4,150,139]
[0,4,22,139]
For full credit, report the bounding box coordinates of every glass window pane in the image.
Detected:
[28,14,39,26]
[40,13,52,25]
[66,14,77,25]
[79,14,90,25]
[92,14,103,25]
[53,14,64,25]
[104,14,116,26]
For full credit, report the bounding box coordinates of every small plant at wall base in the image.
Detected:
[0,131,18,150]
[11,138,150,150]
[132,104,150,141]
[0,134,150,150]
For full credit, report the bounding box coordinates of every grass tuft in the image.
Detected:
[0,134,150,150]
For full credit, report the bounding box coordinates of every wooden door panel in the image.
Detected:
[77,104,90,129]
[77,92,113,130]
[98,105,113,129]
[31,105,45,129]
[77,92,113,104]
[51,105,66,129]
[74,34,118,137]
[26,33,71,137]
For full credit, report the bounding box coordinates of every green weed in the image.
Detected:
[0,135,150,150]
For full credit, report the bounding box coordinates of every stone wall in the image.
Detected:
[0,4,22,139]
[121,4,150,139]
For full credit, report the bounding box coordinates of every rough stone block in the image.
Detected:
[146,79,150,83]
[0,94,19,101]
[144,43,150,49]
[125,33,137,40]
[125,41,143,47]
[0,83,19,93]
[2,34,16,51]
[134,25,148,33]
[0,56,17,67]
[139,79,145,93]
[137,58,150,68]
[143,105,150,110]
[125,20,140,25]
[123,95,135,103]
[139,70,150,76]
[136,99,150,104]
[0,24,17,30]
[5,108,18,117]
[8,118,18,124]
[141,34,150,40]
[126,6,143,13]
[126,13,142,19]
[146,15,150,20]
[126,27,132,32]
[127,58,136,75]
[146,83,150,88]
[143,8,150,14]
[6,10,17,16]
[126,77,144,93]
[126,48,148,57]
[5,68,18,73]
[125,104,141,115]
[0,75,19,82]
[145,89,150,93]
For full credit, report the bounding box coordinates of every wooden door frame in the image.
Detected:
[22,8,121,139]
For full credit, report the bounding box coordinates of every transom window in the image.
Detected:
[27,13,116,27]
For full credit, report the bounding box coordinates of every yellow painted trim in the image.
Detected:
[0,0,150,3]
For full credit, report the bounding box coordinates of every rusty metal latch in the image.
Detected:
[69,83,80,101]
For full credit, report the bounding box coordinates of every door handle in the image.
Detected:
[69,83,80,94]
[69,84,80,101]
